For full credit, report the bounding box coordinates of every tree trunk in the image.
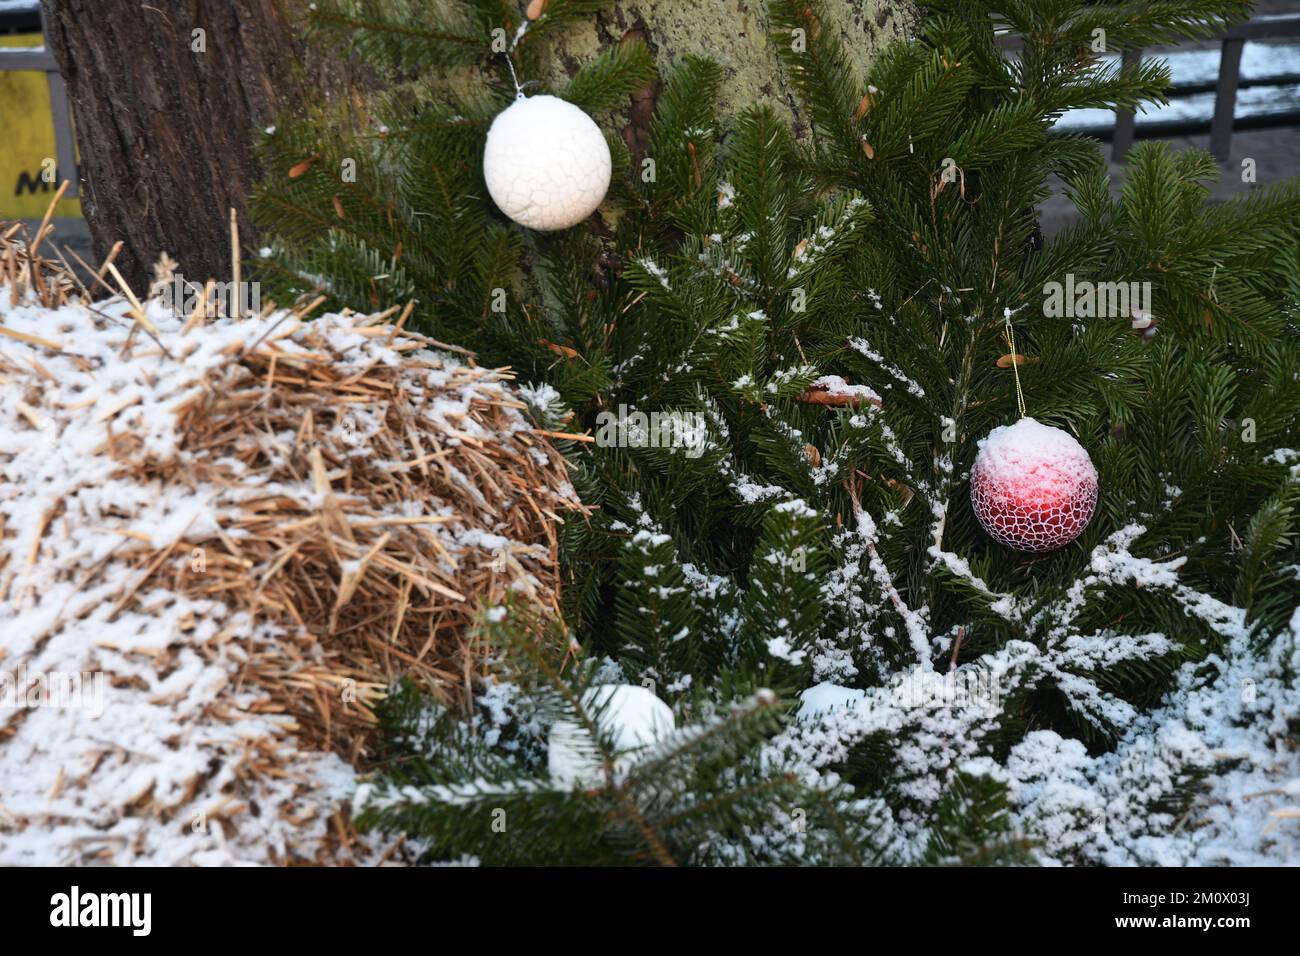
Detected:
[40,0,310,292]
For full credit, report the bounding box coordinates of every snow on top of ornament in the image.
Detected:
[483,94,611,232]
[974,417,1096,494]
[547,684,675,790]
[970,417,1098,553]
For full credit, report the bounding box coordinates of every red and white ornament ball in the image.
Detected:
[969,417,1098,553]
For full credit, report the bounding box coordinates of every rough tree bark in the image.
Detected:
[41,0,317,291]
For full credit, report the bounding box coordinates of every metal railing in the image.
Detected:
[997,14,1300,163]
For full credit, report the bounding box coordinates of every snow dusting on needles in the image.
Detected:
[807,375,882,406]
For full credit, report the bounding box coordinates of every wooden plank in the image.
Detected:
[1211,37,1246,162]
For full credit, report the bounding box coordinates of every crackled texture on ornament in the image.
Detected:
[483,95,611,231]
[970,417,1098,553]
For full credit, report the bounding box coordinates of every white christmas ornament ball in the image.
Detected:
[547,684,675,790]
[483,94,611,231]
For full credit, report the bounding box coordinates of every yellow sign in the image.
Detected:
[0,33,81,219]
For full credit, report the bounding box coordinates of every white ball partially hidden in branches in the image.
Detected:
[547,684,676,790]
[482,94,612,231]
